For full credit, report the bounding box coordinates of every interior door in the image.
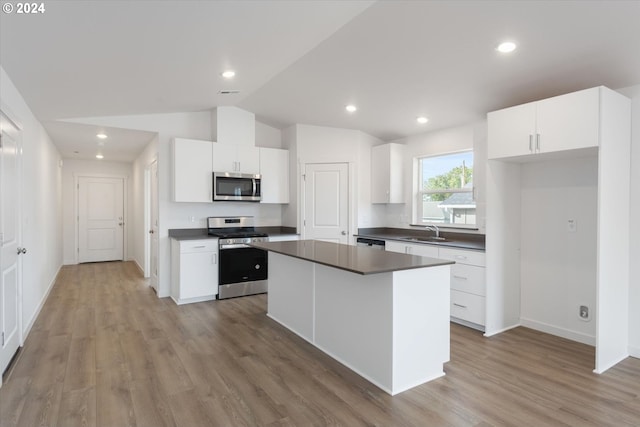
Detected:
[303,163,349,243]
[78,176,124,263]
[0,110,22,380]
[149,160,159,291]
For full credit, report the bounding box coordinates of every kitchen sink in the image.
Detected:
[400,236,448,243]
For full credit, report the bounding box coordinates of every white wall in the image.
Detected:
[519,156,598,345]
[387,121,487,234]
[618,84,640,358]
[0,66,63,337]
[284,124,382,236]
[130,134,158,272]
[61,159,133,264]
[68,112,284,297]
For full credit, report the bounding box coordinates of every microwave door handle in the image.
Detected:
[253,179,257,196]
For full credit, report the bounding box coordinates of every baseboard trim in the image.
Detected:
[483,322,520,337]
[629,345,640,359]
[22,264,62,342]
[520,317,595,346]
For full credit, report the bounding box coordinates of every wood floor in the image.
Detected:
[1,262,639,427]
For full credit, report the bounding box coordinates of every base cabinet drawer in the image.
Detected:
[450,263,486,296]
[451,290,485,326]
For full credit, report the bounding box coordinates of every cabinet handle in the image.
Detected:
[529,134,533,152]
[453,303,468,309]
[193,245,206,249]
[454,255,467,260]
[453,275,468,280]
[536,133,540,151]
[212,253,217,264]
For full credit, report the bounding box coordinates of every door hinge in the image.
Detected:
[0,134,3,148]
[302,174,306,181]
[0,232,3,244]
[2,332,4,346]
[77,183,79,189]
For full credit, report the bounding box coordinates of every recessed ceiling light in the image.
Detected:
[221,70,236,79]
[496,41,517,53]
[345,104,357,113]
[96,154,104,159]
[96,133,108,139]
[417,116,429,124]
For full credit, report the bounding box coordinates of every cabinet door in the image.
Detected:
[371,144,391,203]
[180,251,217,299]
[487,102,536,160]
[172,138,212,202]
[536,87,599,153]
[237,146,260,174]
[260,148,289,204]
[212,143,237,172]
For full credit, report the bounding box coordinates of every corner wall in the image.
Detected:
[618,84,640,358]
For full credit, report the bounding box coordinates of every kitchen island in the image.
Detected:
[251,239,454,395]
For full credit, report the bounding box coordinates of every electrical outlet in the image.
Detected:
[579,305,590,321]
[567,219,577,233]
[189,216,196,223]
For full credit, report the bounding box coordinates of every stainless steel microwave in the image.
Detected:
[212,172,261,202]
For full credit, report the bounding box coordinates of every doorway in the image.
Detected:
[0,109,23,383]
[76,175,125,263]
[146,159,159,291]
[302,163,349,244]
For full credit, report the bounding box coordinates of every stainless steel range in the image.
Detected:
[207,216,268,299]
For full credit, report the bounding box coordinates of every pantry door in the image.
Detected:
[78,176,124,263]
[0,109,22,382]
[303,163,349,244]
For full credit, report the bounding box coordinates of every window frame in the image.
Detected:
[414,149,477,229]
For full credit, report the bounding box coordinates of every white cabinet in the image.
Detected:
[488,87,600,160]
[172,138,212,202]
[259,147,290,204]
[212,143,260,174]
[371,143,404,203]
[170,239,218,305]
[385,240,439,258]
[440,247,486,329]
[385,239,486,330]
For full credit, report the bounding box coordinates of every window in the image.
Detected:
[416,150,475,227]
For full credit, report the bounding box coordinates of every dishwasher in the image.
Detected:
[356,237,386,250]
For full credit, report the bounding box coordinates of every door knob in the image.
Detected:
[119,222,124,226]
[341,231,347,235]
[17,247,27,254]
[149,230,155,234]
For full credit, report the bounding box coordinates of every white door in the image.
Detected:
[78,176,124,263]
[149,160,159,291]
[303,163,349,243]
[0,110,22,380]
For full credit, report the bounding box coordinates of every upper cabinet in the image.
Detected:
[172,138,212,203]
[212,143,260,174]
[488,87,600,160]
[259,147,289,204]
[371,143,404,203]
[212,106,255,146]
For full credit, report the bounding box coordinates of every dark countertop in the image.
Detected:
[169,226,298,241]
[251,240,453,275]
[356,227,485,251]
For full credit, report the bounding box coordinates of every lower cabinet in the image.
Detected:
[386,240,486,330]
[171,238,218,305]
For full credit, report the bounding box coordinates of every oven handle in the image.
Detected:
[219,243,253,249]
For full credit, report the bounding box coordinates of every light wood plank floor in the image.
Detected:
[1,261,639,426]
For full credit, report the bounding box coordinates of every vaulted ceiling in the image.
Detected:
[2,0,639,161]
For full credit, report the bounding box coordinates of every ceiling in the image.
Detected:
[2,0,639,162]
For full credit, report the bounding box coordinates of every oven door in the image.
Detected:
[219,246,268,285]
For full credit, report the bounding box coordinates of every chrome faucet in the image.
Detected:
[425,224,440,238]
